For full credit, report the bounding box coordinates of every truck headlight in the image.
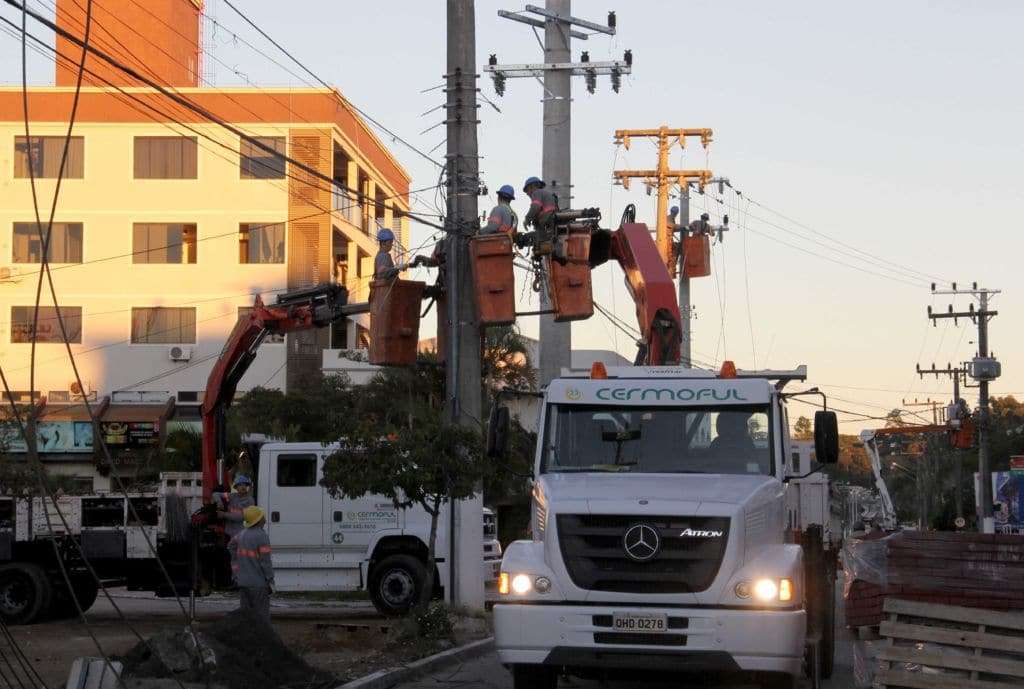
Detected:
[745,577,793,603]
[753,578,778,601]
[511,573,533,594]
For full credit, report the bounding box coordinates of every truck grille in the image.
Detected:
[557,514,730,594]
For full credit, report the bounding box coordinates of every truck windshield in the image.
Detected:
[542,404,773,475]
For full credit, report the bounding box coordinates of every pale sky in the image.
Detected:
[3,0,1021,430]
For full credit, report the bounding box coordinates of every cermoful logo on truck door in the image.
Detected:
[678,528,725,538]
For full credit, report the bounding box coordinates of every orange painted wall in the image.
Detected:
[55,0,202,88]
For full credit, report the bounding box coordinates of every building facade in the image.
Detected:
[0,0,410,404]
[0,0,410,486]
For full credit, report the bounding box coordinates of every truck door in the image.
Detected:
[323,471,402,555]
[266,452,324,547]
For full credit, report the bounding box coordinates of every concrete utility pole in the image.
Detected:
[679,184,692,366]
[488,3,628,385]
[926,283,1002,533]
[445,0,484,609]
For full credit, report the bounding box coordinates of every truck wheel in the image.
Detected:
[0,563,52,625]
[368,554,427,616]
[512,664,557,689]
[48,575,100,620]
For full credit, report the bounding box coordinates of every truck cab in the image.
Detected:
[492,364,837,689]
[256,442,450,614]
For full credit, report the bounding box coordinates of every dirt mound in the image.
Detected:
[121,609,336,689]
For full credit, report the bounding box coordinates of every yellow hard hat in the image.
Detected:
[242,506,265,528]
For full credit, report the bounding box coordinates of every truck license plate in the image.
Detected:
[612,612,667,633]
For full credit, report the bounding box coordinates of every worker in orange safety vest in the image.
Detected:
[481,184,518,235]
[233,506,275,621]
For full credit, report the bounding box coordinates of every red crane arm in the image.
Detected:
[588,221,682,366]
[199,284,355,501]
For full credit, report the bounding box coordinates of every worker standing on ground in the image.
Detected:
[235,506,275,622]
[481,184,518,235]
[215,475,254,585]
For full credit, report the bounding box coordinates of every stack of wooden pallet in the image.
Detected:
[845,531,1024,629]
[876,598,1024,688]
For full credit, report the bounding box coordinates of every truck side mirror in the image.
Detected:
[487,405,511,459]
[814,411,839,464]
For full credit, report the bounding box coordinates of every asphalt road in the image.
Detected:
[392,581,856,689]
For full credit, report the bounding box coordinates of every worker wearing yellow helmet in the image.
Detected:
[233,505,275,621]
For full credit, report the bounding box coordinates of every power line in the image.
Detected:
[219,0,444,170]
[4,2,446,232]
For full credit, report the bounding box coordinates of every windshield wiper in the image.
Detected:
[550,464,636,473]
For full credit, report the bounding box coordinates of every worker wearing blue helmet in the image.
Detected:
[374,227,424,280]
[481,184,518,235]
[522,176,558,230]
[215,474,255,585]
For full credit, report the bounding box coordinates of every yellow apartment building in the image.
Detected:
[0,0,410,482]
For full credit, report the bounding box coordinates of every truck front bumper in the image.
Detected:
[494,602,805,676]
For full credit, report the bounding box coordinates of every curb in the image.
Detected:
[336,637,495,689]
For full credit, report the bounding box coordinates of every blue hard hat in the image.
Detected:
[670,206,679,215]
[497,184,515,200]
[233,474,252,487]
[376,228,395,242]
[522,176,545,192]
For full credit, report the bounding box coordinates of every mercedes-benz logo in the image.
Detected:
[623,523,661,562]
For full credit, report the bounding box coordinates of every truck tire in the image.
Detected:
[0,563,52,625]
[512,664,557,689]
[48,575,100,620]
[368,554,427,616]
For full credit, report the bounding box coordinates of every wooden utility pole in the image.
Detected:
[445,0,484,609]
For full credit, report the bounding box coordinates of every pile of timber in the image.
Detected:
[845,531,1024,629]
[876,597,1024,688]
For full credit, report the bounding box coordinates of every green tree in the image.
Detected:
[793,416,813,440]
[320,396,487,608]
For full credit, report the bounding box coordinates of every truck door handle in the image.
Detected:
[333,511,344,522]
[271,511,280,523]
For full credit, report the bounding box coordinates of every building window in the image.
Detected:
[133,136,198,179]
[240,136,286,179]
[237,307,284,343]
[238,222,285,264]
[14,136,84,178]
[133,223,197,264]
[131,307,196,344]
[11,306,82,343]
[13,222,83,263]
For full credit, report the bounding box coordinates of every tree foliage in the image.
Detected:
[792,416,813,440]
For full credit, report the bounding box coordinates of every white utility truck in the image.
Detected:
[489,363,839,689]
[0,441,497,623]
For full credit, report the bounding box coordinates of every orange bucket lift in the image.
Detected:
[681,234,711,279]
[470,234,517,326]
[548,233,594,322]
[368,279,426,366]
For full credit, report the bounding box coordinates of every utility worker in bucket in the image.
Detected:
[522,176,558,231]
[234,505,275,621]
[374,228,424,281]
[481,185,518,235]
[215,475,254,585]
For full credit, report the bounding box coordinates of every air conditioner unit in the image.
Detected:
[168,345,193,362]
